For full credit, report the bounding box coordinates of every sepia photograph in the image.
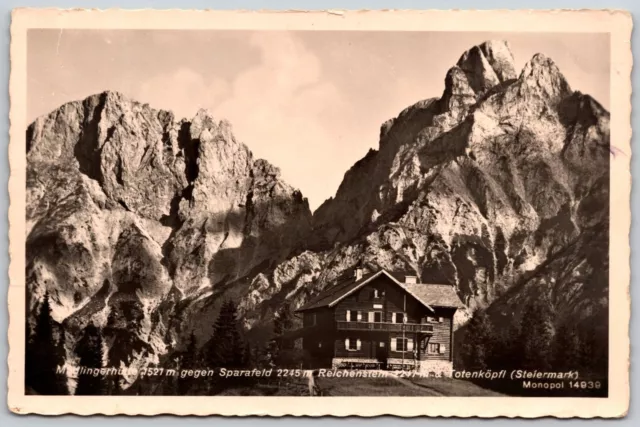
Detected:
[8,9,631,417]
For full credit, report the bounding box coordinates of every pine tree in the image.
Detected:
[578,308,608,376]
[178,332,198,395]
[75,323,106,395]
[490,322,522,371]
[104,299,149,394]
[552,321,581,372]
[268,303,296,367]
[461,309,495,370]
[209,300,244,368]
[27,293,68,395]
[518,293,555,371]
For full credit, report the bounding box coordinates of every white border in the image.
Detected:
[8,9,632,417]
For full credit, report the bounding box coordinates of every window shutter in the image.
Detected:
[392,313,397,323]
[391,338,397,351]
[346,310,351,321]
[368,312,374,322]
[356,339,362,350]
[357,311,362,321]
[407,339,414,351]
[440,345,446,354]
[345,338,350,349]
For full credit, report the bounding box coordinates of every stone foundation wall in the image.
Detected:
[417,360,453,377]
[386,358,419,369]
[330,357,453,377]
[331,358,379,368]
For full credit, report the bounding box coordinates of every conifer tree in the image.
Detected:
[518,293,555,371]
[461,309,495,370]
[104,299,149,393]
[552,321,581,372]
[75,323,106,395]
[268,303,296,367]
[27,293,68,394]
[178,331,198,395]
[578,308,608,376]
[209,300,244,368]
[490,322,522,371]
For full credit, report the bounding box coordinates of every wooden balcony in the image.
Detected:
[336,321,434,334]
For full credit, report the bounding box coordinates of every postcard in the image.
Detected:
[8,8,631,417]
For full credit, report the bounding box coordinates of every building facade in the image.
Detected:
[296,269,464,377]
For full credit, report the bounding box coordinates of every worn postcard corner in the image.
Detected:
[7,8,631,418]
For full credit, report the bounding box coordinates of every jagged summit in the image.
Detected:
[456,40,517,95]
[26,88,313,323]
[518,52,572,102]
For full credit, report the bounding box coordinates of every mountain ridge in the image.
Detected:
[25,39,610,389]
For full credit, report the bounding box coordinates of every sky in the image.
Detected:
[27,30,610,211]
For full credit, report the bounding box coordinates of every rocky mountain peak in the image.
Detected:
[300,40,609,326]
[26,89,313,324]
[518,52,572,103]
[456,40,517,95]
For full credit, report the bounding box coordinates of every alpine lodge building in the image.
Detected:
[295,268,464,377]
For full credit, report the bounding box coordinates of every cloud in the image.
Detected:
[138,68,229,119]
[135,32,349,211]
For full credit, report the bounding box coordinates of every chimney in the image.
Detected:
[354,268,363,281]
[404,275,417,284]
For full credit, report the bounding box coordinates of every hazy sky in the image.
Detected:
[28,30,610,211]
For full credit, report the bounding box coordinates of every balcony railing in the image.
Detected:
[336,321,434,333]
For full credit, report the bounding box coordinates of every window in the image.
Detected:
[428,343,441,354]
[345,338,361,351]
[393,312,405,324]
[346,310,363,322]
[318,341,322,348]
[369,311,383,322]
[310,313,317,326]
[391,337,414,352]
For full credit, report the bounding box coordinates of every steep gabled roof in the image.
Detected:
[403,283,465,309]
[296,269,464,312]
[296,270,387,311]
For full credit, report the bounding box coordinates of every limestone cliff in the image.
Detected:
[26,91,312,378]
[235,40,609,342]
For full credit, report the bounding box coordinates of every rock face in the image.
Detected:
[234,40,609,351]
[26,40,609,385]
[26,91,312,378]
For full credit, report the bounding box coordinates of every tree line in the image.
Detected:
[460,292,608,379]
[26,293,301,395]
